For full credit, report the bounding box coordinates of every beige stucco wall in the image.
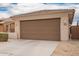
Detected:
[14,13,69,40]
[8,32,17,39]
[60,15,69,40]
[15,20,20,39]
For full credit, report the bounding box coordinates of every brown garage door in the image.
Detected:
[20,18,60,41]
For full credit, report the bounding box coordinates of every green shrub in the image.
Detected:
[0,33,8,42]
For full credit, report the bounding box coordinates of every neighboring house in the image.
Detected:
[9,9,75,41]
[0,18,17,39]
[0,18,15,33]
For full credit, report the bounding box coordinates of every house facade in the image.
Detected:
[9,9,75,41]
[0,9,75,41]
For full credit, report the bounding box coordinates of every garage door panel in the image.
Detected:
[20,18,60,41]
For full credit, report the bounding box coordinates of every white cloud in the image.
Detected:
[10,3,46,15]
[0,13,10,19]
[72,22,77,26]
[0,3,10,7]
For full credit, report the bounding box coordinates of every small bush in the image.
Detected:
[0,33,8,42]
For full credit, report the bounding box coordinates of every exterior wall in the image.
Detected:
[15,20,20,39]
[8,32,17,39]
[14,13,69,40]
[61,15,69,40]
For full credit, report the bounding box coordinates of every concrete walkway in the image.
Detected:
[0,39,59,56]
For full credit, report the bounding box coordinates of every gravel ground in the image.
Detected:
[51,40,79,56]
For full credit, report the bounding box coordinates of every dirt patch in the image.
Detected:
[52,40,79,56]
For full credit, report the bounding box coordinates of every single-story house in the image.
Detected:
[0,18,17,39]
[1,9,75,41]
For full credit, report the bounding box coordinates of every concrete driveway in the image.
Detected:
[0,39,59,56]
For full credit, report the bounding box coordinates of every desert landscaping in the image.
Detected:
[52,40,79,56]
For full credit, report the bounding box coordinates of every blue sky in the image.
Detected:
[0,3,79,25]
